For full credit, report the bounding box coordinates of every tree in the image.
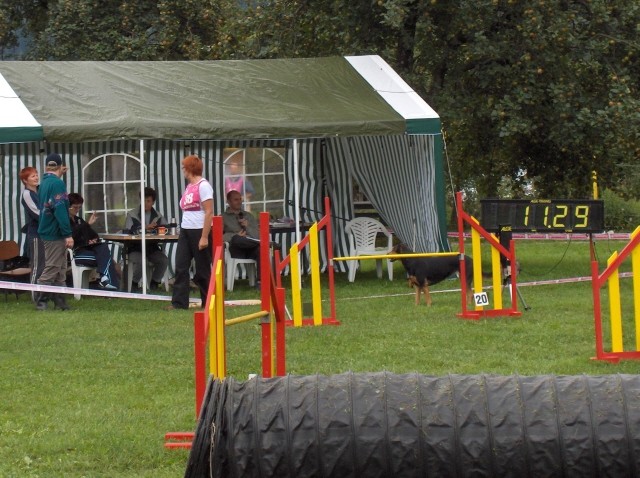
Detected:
[209,0,395,60]
[0,0,236,60]
[413,0,640,199]
[2,0,638,201]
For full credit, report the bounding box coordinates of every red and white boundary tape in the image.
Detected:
[337,272,634,302]
[0,280,261,306]
[0,280,163,300]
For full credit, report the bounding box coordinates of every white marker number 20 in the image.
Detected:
[474,292,489,307]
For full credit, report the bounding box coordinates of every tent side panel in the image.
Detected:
[280,139,329,273]
[323,138,356,273]
[0,142,43,250]
[432,134,449,250]
[345,135,442,253]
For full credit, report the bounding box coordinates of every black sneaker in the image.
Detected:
[149,280,161,290]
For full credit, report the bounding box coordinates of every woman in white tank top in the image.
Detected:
[166,155,213,310]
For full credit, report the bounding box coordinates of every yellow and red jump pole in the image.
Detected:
[592,226,640,362]
[456,191,521,319]
[273,196,339,327]
[167,214,290,449]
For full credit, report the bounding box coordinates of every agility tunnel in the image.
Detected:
[184,371,640,477]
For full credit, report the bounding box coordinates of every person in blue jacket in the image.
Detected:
[35,153,73,311]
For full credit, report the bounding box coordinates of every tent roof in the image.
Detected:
[0,56,439,144]
[0,72,43,142]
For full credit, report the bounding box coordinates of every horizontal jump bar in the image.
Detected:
[333,252,459,261]
[225,310,270,326]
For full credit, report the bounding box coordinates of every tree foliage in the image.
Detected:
[1,0,638,200]
[410,0,640,199]
[0,0,236,60]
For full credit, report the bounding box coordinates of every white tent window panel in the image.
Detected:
[82,153,146,234]
[223,147,285,217]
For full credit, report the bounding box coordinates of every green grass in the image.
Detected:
[1,237,640,476]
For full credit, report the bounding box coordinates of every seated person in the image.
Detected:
[123,187,169,290]
[68,193,120,290]
[222,190,260,281]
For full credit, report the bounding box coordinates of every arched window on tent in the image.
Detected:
[81,153,145,234]
[223,147,285,218]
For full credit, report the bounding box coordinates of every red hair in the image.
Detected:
[19,167,37,184]
[182,155,203,176]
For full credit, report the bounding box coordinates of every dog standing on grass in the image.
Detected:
[390,243,474,306]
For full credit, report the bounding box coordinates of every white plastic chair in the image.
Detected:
[345,217,393,282]
[68,249,97,300]
[224,242,257,291]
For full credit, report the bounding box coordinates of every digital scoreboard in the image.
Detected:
[480,199,605,233]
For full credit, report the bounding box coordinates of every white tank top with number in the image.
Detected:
[180,179,213,229]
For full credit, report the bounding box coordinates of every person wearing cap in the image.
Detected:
[35,153,73,311]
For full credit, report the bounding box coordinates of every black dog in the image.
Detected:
[390,243,474,306]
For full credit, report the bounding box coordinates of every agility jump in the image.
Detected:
[456,191,522,319]
[165,214,288,449]
[592,225,640,362]
[334,192,520,318]
[273,196,339,327]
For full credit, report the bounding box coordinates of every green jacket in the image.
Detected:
[37,172,72,241]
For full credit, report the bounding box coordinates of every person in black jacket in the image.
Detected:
[20,166,45,296]
[68,193,120,290]
[123,187,169,291]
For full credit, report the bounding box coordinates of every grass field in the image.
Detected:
[1,237,640,476]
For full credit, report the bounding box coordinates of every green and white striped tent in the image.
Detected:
[0,56,446,272]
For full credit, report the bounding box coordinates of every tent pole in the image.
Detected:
[140,139,147,294]
[293,138,302,286]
